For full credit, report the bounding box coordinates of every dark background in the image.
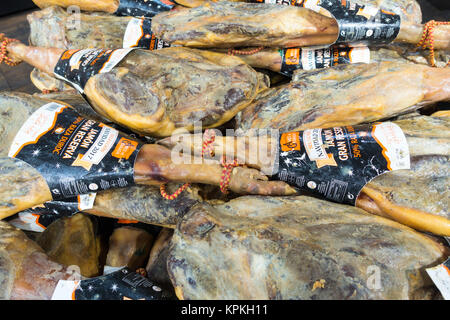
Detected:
[0,0,448,93]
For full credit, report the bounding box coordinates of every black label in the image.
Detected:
[279,45,369,76]
[9,103,143,200]
[54,48,134,93]
[115,0,174,18]
[123,18,171,50]
[253,0,401,45]
[276,123,410,205]
[318,0,401,45]
[75,268,162,300]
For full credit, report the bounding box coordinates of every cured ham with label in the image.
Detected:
[0,92,294,220]
[152,1,450,49]
[0,35,268,137]
[161,114,450,236]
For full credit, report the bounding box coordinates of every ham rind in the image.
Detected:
[0,221,77,300]
[152,2,339,48]
[85,184,201,228]
[167,195,447,299]
[236,61,450,132]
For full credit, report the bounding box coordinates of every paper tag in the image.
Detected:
[51,280,80,300]
[9,102,143,200]
[426,258,450,300]
[277,122,410,205]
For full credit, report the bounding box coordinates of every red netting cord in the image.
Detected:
[416,20,450,67]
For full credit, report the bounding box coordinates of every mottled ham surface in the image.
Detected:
[152,1,450,49]
[168,196,447,299]
[176,0,423,24]
[236,61,450,132]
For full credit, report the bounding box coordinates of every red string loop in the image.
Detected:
[416,20,450,67]
[0,35,21,67]
[160,129,240,199]
[228,47,264,56]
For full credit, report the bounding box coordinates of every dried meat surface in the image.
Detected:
[168,195,446,299]
[236,61,450,132]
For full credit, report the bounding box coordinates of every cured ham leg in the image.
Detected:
[0,35,268,137]
[236,61,450,132]
[161,115,450,236]
[0,221,79,300]
[168,196,447,299]
[0,92,295,220]
[152,2,450,49]
[175,0,423,25]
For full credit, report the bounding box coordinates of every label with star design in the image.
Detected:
[54,48,135,93]
[280,45,370,77]
[5,194,97,232]
[253,0,401,45]
[51,268,163,300]
[276,122,410,205]
[8,102,143,200]
[123,18,171,50]
[115,0,175,18]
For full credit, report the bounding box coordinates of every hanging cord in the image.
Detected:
[0,35,21,67]
[160,129,240,199]
[228,47,264,56]
[416,20,450,67]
